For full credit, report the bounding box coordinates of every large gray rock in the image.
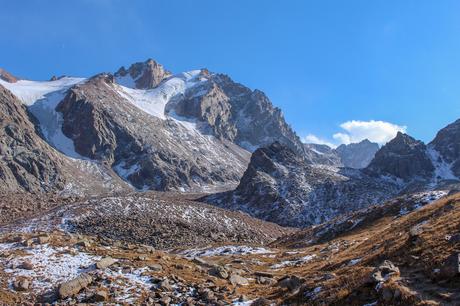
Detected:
[115,58,171,89]
[365,132,434,181]
[58,273,93,298]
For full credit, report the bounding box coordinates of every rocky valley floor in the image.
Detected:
[2,190,460,305]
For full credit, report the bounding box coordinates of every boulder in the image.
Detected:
[229,274,249,286]
[19,260,34,270]
[277,275,303,291]
[13,279,30,291]
[440,253,460,278]
[92,289,109,302]
[209,265,229,279]
[96,257,117,269]
[371,260,400,283]
[58,273,93,298]
[147,263,163,272]
[37,235,50,244]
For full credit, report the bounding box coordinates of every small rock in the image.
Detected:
[256,276,276,286]
[148,263,163,272]
[58,273,93,298]
[20,261,34,270]
[371,260,400,283]
[23,238,34,247]
[96,257,117,269]
[277,275,303,291]
[229,274,249,286]
[37,235,50,244]
[159,279,173,291]
[209,266,228,279]
[13,279,30,291]
[92,289,109,302]
[161,296,172,305]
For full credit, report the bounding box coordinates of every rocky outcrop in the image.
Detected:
[115,59,171,89]
[0,68,18,83]
[204,142,399,227]
[430,119,460,177]
[336,139,379,169]
[169,72,305,155]
[365,132,434,181]
[0,85,65,192]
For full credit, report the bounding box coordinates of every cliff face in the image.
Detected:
[365,132,435,181]
[0,85,65,192]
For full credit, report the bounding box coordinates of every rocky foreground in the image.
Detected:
[2,191,460,305]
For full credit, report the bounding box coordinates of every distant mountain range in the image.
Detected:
[304,139,379,169]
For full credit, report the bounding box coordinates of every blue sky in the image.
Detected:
[2,0,460,146]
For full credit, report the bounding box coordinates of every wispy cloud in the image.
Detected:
[303,120,407,147]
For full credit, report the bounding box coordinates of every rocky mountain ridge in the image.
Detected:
[204,142,401,227]
[304,139,379,169]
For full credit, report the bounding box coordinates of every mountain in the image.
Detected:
[365,132,436,183]
[303,139,379,169]
[0,59,309,192]
[203,142,400,227]
[429,119,460,179]
[335,139,379,168]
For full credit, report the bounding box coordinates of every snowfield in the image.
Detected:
[116,70,207,120]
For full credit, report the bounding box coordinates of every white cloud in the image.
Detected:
[302,134,337,148]
[334,120,407,145]
[303,120,407,147]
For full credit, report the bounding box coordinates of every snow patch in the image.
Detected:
[2,243,101,292]
[270,254,316,269]
[427,146,457,182]
[181,245,273,257]
[116,70,206,120]
[0,77,86,158]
